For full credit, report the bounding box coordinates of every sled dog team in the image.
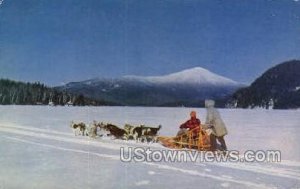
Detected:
[70,120,162,143]
[70,99,228,150]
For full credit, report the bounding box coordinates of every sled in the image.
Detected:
[158,126,211,151]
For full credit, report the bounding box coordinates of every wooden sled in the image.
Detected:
[158,126,211,151]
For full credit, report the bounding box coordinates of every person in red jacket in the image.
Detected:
[177,111,201,136]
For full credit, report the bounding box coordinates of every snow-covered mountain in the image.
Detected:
[123,67,239,86]
[58,67,243,107]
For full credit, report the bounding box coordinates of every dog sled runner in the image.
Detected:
[158,126,211,151]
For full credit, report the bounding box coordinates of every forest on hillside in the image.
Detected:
[0,79,110,106]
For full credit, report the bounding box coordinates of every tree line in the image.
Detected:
[0,79,108,106]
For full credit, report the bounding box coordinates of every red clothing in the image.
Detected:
[180,118,201,130]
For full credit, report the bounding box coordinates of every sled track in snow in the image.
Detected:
[0,124,164,149]
[2,136,271,189]
[0,124,300,189]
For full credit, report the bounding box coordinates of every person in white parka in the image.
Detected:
[205,99,228,151]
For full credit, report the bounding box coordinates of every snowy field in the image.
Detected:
[0,106,299,189]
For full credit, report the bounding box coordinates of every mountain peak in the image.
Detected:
[124,66,240,86]
[178,66,211,73]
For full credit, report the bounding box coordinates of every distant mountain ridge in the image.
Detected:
[58,67,243,107]
[2,61,299,108]
[230,60,300,109]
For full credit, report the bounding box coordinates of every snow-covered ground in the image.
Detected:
[0,106,299,189]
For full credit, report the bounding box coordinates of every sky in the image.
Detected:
[0,0,300,86]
